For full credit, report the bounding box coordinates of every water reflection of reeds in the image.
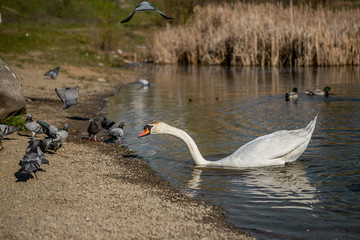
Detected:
[143,65,360,99]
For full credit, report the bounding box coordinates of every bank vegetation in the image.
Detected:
[152,2,360,66]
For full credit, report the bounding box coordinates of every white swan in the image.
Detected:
[138,116,317,168]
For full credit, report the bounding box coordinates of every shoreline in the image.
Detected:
[0,62,253,239]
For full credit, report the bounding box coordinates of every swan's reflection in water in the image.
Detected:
[186,168,203,197]
[186,162,319,210]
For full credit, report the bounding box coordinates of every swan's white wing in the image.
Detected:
[215,117,317,167]
[237,129,309,159]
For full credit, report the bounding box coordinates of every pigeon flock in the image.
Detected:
[1,1,172,182]
[1,64,126,182]
[10,109,124,182]
[12,113,72,182]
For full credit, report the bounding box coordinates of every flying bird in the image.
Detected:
[87,119,99,141]
[24,113,43,136]
[55,85,79,109]
[44,66,60,79]
[121,2,173,23]
[109,122,125,144]
[285,87,299,101]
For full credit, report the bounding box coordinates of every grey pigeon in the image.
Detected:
[40,123,69,152]
[40,123,68,152]
[25,136,49,164]
[101,116,115,131]
[55,85,79,109]
[55,123,69,143]
[0,124,20,135]
[24,113,43,136]
[0,124,20,150]
[39,137,55,153]
[121,2,173,23]
[37,120,59,138]
[109,122,125,144]
[15,136,48,182]
[87,119,99,141]
[44,66,60,79]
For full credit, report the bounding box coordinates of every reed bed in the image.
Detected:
[151,3,360,66]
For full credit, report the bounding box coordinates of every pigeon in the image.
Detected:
[121,2,173,23]
[55,85,79,109]
[25,136,49,164]
[44,66,60,79]
[285,87,299,101]
[15,136,48,182]
[37,120,59,138]
[40,123,68,152]
[0,124,20,135]
[87,119,99,141]
[0,124,20,149]
[109,122,125,144]
[101,116,116,131]
[56,123,69,143]
[39,137,56,153]
[24,113,43,136]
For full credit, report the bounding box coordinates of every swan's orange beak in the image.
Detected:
[138,124,154,138]
[138,127,150,138]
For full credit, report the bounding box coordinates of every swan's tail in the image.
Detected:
[305,115,317,136]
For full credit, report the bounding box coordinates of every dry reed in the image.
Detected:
[151,3,360,66]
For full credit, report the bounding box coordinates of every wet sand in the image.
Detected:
[0,62,253,239]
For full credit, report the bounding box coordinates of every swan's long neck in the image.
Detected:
[158,124,209,165]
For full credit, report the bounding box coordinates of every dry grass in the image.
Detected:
[151,3,360,66]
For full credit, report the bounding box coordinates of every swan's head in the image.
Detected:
[138,122,167,138]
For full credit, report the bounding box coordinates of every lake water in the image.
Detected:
[105,65,360,240]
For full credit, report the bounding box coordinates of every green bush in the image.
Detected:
[2,114,25,131]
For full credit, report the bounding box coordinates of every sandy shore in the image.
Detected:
[0,62,253,239]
